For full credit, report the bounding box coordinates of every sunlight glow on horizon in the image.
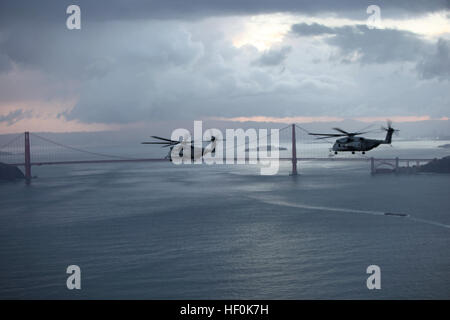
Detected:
[212,115,449,124]
[231,10,450,51]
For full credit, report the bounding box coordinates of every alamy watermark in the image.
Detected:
[366,265,381,290]
[66,265,81,290]
[66,5,81,30]
[169,121,280,175]
[366,5,382,29]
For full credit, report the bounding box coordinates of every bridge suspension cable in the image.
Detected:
[0,133,23,150]
[0,133,25,165]
[30,133,138,161]
[222,124,291,153]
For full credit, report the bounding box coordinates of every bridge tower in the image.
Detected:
[291,124,297,176]
[24,131,31,183]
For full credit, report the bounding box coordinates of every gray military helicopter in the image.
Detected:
[309,121,398,154]
[141,136,217,161]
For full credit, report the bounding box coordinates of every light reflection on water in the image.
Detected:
[0,141,449,299]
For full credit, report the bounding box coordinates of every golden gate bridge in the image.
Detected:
[0,125,433,183]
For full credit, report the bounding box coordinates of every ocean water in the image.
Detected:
[0,141,449,299]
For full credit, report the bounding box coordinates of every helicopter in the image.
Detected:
[141,135,217,161]
[308,121,399,155]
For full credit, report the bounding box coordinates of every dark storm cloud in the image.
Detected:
[291,22,450,82]
[48,21,207,124]
[291,23,427,64]
[0,109,30,125]
[416,39,450,80]
[0,21,203,77]
[0,0,448,126]
[0,0,448,26]
[291,23,335,36]
[253,46,292,66]
[0,53,13,73]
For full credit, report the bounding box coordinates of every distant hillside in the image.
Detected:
[0,162,25,181]
[419,156,450,173]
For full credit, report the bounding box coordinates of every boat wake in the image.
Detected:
[250,196,450,230]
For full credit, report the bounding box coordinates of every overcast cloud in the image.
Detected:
[1,0,449,24]
[0,0,449,132]
[291,22,439,64]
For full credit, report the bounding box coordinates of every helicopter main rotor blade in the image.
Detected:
[141,141,175,144]
[332,128,370,136]
[357,123,376,133]
[182,139,227,143]
[315,136,339,140]
[309,133,346,137]
[350,131,369,136]
[151,136,179,143]
[332,128,351,135]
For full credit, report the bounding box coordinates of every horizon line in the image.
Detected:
[210,116,450,124]
[0,116,449,135]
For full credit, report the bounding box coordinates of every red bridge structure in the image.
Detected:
[0,125,434,183]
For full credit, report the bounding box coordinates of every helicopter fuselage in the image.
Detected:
[167,142,216,161]
[332,127,394,153]
[332,136,384,152]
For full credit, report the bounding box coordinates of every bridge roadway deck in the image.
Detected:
[7,157,434,167]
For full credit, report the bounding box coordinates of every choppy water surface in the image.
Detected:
[0,141,449,299]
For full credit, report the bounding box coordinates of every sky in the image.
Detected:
[0,0,449,133]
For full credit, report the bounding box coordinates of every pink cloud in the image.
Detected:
[354,116,432,123]
[211,116,344,123]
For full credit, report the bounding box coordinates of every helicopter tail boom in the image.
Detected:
[384,128,394,144]
[381,120,398,144]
